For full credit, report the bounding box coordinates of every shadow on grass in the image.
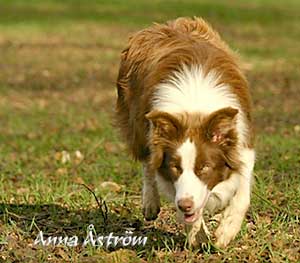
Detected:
[0,203,185,254]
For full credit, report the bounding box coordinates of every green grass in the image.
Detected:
[0,0,300,262]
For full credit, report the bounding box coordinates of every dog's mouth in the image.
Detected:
[183,209,201,224]
[182,192,210,224]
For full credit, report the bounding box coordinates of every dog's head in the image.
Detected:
[146,107,241,224]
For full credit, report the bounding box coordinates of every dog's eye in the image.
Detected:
[198,164,210,174]
[200,165,210,173]
[195,165,210,177]
[170,163,182,174]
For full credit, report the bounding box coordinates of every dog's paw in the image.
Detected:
[215,229,231,248]
[187,218,209,248]
[215,215,242,248]
[188,227,209,248]
[142,200,160,221]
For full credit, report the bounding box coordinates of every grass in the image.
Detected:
[0,0,299,262]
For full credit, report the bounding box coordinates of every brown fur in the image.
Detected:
[116,17,254,166]
[146,108,241,189]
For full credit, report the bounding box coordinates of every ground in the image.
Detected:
[0,0,299,262]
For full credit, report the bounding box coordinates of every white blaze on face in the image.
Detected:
[174,138,210,213]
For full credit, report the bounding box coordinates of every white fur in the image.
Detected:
[214,148,255,247]
[239,148,256,181]
[152,65,248,144]
[205,173,240,214]
[150,64,254,247]
[186,216,210,246]
[174,139,210,211]
[177,138,197,170]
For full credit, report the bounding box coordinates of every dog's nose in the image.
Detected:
[177,198,193,212]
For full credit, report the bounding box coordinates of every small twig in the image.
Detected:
[5,209,28,220]
[80,183,108,223]
[103,199,108,218]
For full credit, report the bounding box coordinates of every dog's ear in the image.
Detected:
[204,107,238,146]
[146,111,182,140]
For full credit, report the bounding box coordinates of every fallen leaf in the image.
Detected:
[294,125,300,133]
[103,142,119,154]
[56,168,68,176]
[61,151,71,164]
[74,150,84,160]
[100,181,122,192]
[73,176,85,184]
[55,247,69,261]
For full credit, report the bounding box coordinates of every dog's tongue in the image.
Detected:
[184,213,197,223]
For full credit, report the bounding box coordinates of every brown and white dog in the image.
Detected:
[116,17,255,248]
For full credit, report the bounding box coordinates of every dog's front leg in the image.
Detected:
[215,148,255,248]
[185,217,209,248]
[205,173,241,215]
[142,163,161,220]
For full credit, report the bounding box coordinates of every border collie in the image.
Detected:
[116,17,255,248]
